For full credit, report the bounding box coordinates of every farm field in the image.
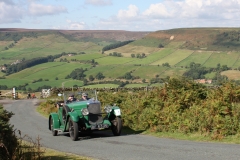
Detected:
[176,51,212,67]
[151,49,194,66]
[62,53,105,61]
[221,70,240,80]
[203,51,239,67]
[81,83,119,88]
[99,65,140,79]
[95,56,134,65]
[159,67,187,78]
[84,65,116,78]
[127,48,175,65]
[132,65,168,79]
[104,44,161,57]
[27,79,84,90]
[125,83,149,87]
[0,79,30,88]
[7,62,91,80]
[165,41,186,49]
[0,34,102,66]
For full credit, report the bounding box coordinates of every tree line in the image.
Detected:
[102,40,134,53]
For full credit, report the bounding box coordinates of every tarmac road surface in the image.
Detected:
[2,99,240,160]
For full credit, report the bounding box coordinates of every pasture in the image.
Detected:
[132,65,168,79]
[99,65,139,79]
[104,44,161,57]
[125,83,149,87]
[151,49,194,66]
[127,48,175,65]
[95,56,134,65]
[203,51,238,67]
[159,67,187,78]
[0,34,102,66]
[221,70,240,80]
[63,53,105,61]
[7,62,91,80]
[27,79,84,90]
[82,83,119,88]
[176,51,212,67]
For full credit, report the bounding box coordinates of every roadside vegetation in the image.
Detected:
[0,104,91,160]
[38,77,240,143]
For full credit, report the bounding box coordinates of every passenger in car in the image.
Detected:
[80,93,90,101]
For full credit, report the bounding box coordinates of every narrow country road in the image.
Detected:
[1,99,240,160]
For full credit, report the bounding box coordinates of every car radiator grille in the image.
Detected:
[88,103,103,124]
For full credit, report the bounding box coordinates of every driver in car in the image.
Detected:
[67,94,77,103]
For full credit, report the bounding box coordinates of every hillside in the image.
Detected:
[1,28,240,91]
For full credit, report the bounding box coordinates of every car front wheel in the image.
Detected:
[69,119,78,141]
[111,116,122,136]
[50,117,58,136]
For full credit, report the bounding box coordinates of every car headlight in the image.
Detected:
[104,106,112,113]
[81,108,89,116]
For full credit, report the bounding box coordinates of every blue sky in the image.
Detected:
[0,0,240,31]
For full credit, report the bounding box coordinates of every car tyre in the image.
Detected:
[50,117,58,136]
[69,119,78,141]
[111,116,122,136]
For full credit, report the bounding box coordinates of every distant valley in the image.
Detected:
[0,28,240,91]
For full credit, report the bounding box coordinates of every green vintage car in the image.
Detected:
[48,90,122,141]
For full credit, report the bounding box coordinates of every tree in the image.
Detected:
[0,105,18,159]
[89,75,94,81]
[124,72,132,80]
[131,54,135,58]
[83,78,88,85]
[158,43,164,48]
[95,72,105,80]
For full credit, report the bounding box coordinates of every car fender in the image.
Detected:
[49,113,60,130]
[68,111,79,122]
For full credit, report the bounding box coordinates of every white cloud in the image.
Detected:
[53,20,87,30]
[96,0,240,31]
[28,3,67,16]
[0,1,24,24]
[84,0,112,6]
[143,3,173,18]
[117,5,139,20]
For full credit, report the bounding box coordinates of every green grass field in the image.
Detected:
[100,65,140,78]
[165,41,186,49]
[159,67,187,78]
[95,56,134,65]
[132,65,168,79]
[176,51,212,67]
[203,51,238,67]
[104,44,161,57]
[81,83,119,88]
[125,83,149,87]
[151,49,194,66]
[127,48,176,65]
[7,62,91,80]
[63,53,105,61]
